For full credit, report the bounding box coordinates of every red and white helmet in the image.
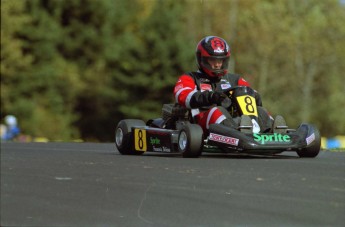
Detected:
[196,36,230,78]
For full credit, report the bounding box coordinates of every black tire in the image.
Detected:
[115,119,146,155]
[297,124,321,158]
[178,124,203,158]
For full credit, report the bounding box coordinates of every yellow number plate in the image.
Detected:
[134,129,147,152]
[236,95,258,117]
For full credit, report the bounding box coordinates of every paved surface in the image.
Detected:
[1,142,345,227]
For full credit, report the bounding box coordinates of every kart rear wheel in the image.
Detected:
[115,119,146,155]
[178,124,203,158]
[297,124,321,158]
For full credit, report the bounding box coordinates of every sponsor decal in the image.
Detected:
[209,133,239,146]
[221,83,231,90]
[214,48,224,53]
[152,146,171,152]
[306,133,315,145]
[200,83,212,91]
[253,133,291,144]
[150,137,160,145]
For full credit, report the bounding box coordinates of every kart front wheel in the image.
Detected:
[115,119,146,155]
[297,124,321,158]
[178,124,203,158]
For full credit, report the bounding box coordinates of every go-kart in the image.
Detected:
[115,86,321,158]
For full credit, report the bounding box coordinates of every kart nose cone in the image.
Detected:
[115,128,124,146]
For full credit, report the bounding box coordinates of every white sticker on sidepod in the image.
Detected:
[251,119,261,133]
[306,133,315,145]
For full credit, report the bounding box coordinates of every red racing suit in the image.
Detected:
[174,71,251,132]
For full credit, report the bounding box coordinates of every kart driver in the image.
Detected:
[174,36,278,133]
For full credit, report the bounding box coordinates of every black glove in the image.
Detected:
[190,90,229,108]
[209,91,227,105]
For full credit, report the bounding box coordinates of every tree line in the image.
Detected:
[1,0,344,141]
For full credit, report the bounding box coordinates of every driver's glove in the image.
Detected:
[210,91,227,105]
[189,90,229,108]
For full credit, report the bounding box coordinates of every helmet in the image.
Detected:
[196,36,230,78]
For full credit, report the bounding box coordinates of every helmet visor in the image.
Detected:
[201,56,229,74]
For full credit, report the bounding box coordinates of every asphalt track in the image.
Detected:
[1,142,345,227]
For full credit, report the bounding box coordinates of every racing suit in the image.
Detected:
[174,71,271,132]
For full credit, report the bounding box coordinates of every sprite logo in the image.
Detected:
[150,137,160,145]
[253,133,291,144]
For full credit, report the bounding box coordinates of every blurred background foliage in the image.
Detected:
[1,0,344,141]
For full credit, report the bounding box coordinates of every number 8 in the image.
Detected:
[245,96,255,113]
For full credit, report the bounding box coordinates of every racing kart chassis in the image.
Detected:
[115,118,321,158]
[115,86,321,158]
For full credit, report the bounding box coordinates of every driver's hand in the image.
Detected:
[221,97,232,109]
[210,91,227,105]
